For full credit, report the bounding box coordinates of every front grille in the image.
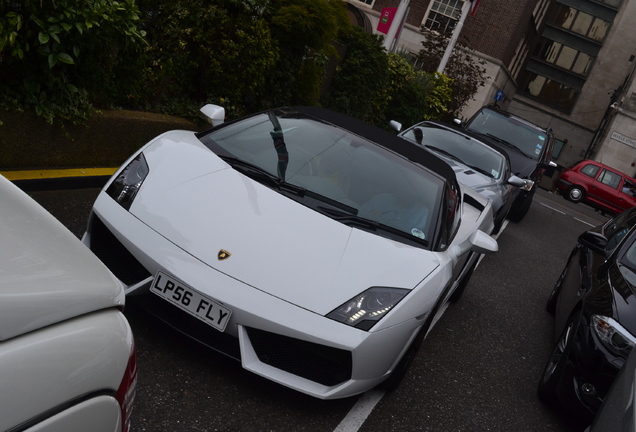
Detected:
[246,327,352,386]
[131,294,241,360]
[88,215,152,286]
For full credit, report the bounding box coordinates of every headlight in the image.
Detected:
[106,153,149,210]
[327,287,408,331]
[592,315,636,356]
[521,179,535,192]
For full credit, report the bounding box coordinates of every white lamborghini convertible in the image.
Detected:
[83,105,497,399]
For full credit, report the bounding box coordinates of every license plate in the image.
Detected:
[150,271,232,332]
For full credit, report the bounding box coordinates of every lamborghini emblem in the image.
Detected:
[218,250,231,261]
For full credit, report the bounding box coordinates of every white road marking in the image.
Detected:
[574,218,595,227]
[539,202,566,215]
[333,390,386,432]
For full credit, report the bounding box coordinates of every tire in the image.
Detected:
[449,257,478,303]
[566,186,585,203]
[507,190,534,223]
[538,318,576,405]
[546,266,567,315]
[380,327,426,392]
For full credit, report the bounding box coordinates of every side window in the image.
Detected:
[580,163,600,178]
[622,179,636,197]
[598,169,621,189]
[438,183,461,250]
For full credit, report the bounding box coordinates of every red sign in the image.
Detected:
[377,7,397,34]
[470,0,481,16]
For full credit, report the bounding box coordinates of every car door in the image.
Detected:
[618,177,636,212]
[588,168,623,213]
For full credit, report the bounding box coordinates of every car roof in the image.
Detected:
[294,106,458,184]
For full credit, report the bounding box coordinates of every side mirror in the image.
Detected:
[542,161,558,169]
[577,231,608,256]
[200,104,225,126]
[469,230,499,255]
[449,229,498,261]
[507,175,527,188]
[389,120,402,132]
[453,118,462,126]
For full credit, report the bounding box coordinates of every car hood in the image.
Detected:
[436,157,503,210]
[0,177,125,341]
[468,133,538,179]
[129,132,440,314]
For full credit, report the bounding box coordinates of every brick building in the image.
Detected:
[345,0,636,181]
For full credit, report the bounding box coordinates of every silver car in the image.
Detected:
[397,120,525,233]
[0,175,137,432]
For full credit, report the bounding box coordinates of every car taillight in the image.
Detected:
[115,337,138,432]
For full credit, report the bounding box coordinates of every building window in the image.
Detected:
[355,0,373,5]
[533,38,593,76]
[424,0,465,34]
[599,0,621,8]
[521,72,579,111]
[547,4,610,42]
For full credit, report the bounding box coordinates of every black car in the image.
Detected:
[539,206,636,420]
[587,346,636,432]
[456,105,556,222]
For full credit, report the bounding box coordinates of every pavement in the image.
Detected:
[1,168,117,191]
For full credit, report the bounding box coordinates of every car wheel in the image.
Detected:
[546,266,567,315]
[380,327,426,392]
[538,317,576,405]
[507,190,534,223]
[566,186,585,203]
[449,257,478,303]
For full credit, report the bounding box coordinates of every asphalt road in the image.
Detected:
[27,186,610,432]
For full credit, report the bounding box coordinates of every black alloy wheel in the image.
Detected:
[507,189,534,222]
[538,317,577,405]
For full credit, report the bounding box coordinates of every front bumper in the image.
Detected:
[83,192,426,399]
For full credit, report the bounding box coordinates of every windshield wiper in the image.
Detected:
[221,156,306,196]
[465,164,494,178]
[424,145,464,164]
[317,206,429,246]
[481,133,533,158]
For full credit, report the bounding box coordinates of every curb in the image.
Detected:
[1,168,117,191]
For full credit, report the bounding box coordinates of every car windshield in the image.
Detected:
[603,207,636,251]
[199,109,443,245]
[466,109,547,160]
[401,123,505,179]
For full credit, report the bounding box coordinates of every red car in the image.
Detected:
[555,160,636,214]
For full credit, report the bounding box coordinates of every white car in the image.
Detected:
[0,175,137,432]
[83,105,497,399]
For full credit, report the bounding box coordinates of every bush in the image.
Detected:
[0,0,145,124]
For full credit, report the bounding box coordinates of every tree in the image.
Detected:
[416,27,488,118]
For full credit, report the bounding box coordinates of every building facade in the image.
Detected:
[345,0,636,178]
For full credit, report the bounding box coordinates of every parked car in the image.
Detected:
[83,105,498,400]
[586,346,636,432]
[538,206,636,419]
[555,159,636,215]
[396,120,526,233]
[456,104,557,222]
[0,175,137,432]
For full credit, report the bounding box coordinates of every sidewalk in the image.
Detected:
[1,168,117,191]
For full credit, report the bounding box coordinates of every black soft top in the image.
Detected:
[294,106,457,184]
